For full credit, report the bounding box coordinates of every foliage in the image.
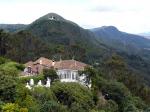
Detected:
[100,54,150,105]
[123,103,139,112]
[51,82,94,111]
[0,29,9,56]
[0,53,150,111]
[19,74,44,84]
[0,62,24,76]
[40,100,68,112]
[0,57,10,65]
[15,84,31,105]
[101,81,130,104]
[31,87,56,103]
[80,66,97,86]
[0,69,17,102]
[105,100,119,112]
[19,108,28,112]
[43,68,58,83]
[20,95,40,112]
[2,103,20,112]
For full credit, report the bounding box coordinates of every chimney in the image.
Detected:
[52,60,55,66]
[39,60,42,65]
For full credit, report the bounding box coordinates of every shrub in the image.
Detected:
[19,74,44,84]
[19,108,28,112]
[0,71,17,102]
[51,82,94,111]
[40,100,68,112]
[2,103,19,112]
[31,87,56,103]
[43,68,58,83]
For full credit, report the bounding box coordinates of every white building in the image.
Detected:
[23,57,90,86]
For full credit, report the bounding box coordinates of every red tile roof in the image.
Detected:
[34,57,53,67]
[55,60,87,71]
[24,57,88,73]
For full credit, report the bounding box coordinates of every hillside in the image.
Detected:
[0,24,27,32]
[26,13,98,46]
[91,26,150,54]
[25,13,110,62]
[91,26,150,80]
[0,13,150,111]
[1,56,150,111]
[0,13,150,84]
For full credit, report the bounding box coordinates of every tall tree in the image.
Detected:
[0,29,9,55]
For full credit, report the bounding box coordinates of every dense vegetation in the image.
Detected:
[92,26,150,83]
[0,56,150,112]
[0,13,150,111]
[1,13,150,83]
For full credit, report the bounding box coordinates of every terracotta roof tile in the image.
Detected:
[24,57,88,74]
[34,57,53,67]
[54,60,87,70]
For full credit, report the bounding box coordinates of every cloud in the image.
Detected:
[91,6,117,12]
[0,0,150,33]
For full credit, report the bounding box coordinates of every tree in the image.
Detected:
[105,100,118,112]
[51,82,94,111]
[20,95,40,112]
[70,102,87,112]
[43,68,58,83]
[101,81,130,104]
[96,100,118,112]
[0,70,17,102]
[0,29,9,56]
[31,87,56,103]
[0,57,10,65]
[123,103,139,112]
[19,108,28,112]
[104,54,126,80]
[2,103,20,112]
[2,103,28,112]
[144,107,150,112]
[80,67,97,86]
[40,100,68,112]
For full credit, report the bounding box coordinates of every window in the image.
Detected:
[64,74,67,79]
[72,73,75,80]
[27,67,32,73]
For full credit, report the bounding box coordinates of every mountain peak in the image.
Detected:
[38,13,65,21]
[91,26,119,32]
[100,26,119,31]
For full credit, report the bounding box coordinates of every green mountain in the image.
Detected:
[91,26,150,82]
[0,13,150,84]
[25,13,110,62]
[26,13,97,46]
[1,13,150,111]
[91,26,150,54]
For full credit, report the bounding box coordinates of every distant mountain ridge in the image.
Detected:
[91,26,150,53]
[0,13,150,82]
[138,32,150,39]
[0,24,27,32]
[139,32,150,36]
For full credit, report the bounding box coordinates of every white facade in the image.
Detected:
[57,69,79,82]
[25,70,91,89]
[57,69,91,88]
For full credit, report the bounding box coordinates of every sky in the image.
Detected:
[0,0,150,34]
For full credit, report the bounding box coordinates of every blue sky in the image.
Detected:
[0,0,150,33]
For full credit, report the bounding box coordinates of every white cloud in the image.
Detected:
[0,0,150,33]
